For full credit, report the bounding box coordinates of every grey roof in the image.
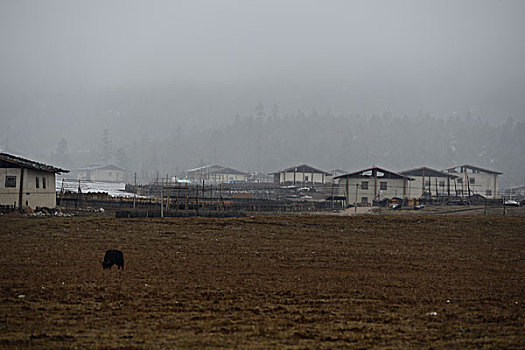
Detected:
[400,167,458,179]
[187,164,224,173]
[78,164,126,171]
[271,164,331,175]
[0,152,69,173]
[334,166,412,180]
[444,164,503,175]
[187,165,248,176]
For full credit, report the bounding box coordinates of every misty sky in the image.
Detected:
[1,0,525,119]
[1,0,525,171]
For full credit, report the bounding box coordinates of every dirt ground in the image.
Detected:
[0,214,524,349]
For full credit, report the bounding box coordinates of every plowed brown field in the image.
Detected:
[0,215,524,349]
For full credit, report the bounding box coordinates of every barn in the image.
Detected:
[0,152,69,210]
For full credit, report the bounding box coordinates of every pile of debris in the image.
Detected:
[31,207,73,217]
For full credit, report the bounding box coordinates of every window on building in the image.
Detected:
[361,197,368,204]
[469,178,475,184]
[42,177,46,189]
[424,180,431,186]
[305,176,309,182]
[35,177,40,188]
[486,190,492,196]
[380,181,387,190]
[457,178,463,184]
[361,181,368,190]
[439,181,445,187]
[5,176,16,188]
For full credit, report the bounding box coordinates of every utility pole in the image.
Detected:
[466,172,472,205]
[76,179,81,210]
[160,186,164,218]
[185,182,189,211]
[331,181,335,209]
[59,179,65,207]
[219,183,223,212]
[195,184,199,215]
[133,172,137,210]
[355,183,359,213]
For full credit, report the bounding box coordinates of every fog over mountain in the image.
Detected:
[1,1,524,186]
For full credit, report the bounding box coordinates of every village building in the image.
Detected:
[272,164,331,185]
[78,164,126,182]
[333,166,412,206]
[503,184,525,200]
[186,165,248,183]
[247,171,273,183]
[400,167,458,198]
[0,152,68,210]
[443,164,502,199]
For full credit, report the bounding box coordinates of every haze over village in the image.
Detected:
[2,2,525,348]
[1,0,525,195]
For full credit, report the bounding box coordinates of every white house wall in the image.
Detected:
[452,172,498,198]
[337,177,407,204]
[0,168,21,207]
[1,168,57,208]
[406,176,451,198]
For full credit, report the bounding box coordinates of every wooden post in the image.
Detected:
[373,169,377,202]
[133,172,137,210]
[421,170,425,198]
[175,183,180,212]
[185,182,188,211]
[466,173,471,204]
[166,187,170,212]
[196,183,199,215]
[219,183,223,212]
[330,181,335,209]
[355,183,359,213]
[18,168,25,210]
[345,177,349,207]
[160,186,164,218]
[76,179,81,210]
[59,179,65,207]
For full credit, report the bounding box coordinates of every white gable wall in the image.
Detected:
[1,168,57,208]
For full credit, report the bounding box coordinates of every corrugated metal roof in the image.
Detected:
[187,164,248,175]
[271,164,331,175]
[0,152,69,173]
[444,164,503,175]
[78,164,125,171]
[334,166,412,180]
[400,167,458,178]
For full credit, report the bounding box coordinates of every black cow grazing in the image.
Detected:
[102,250,124,270]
